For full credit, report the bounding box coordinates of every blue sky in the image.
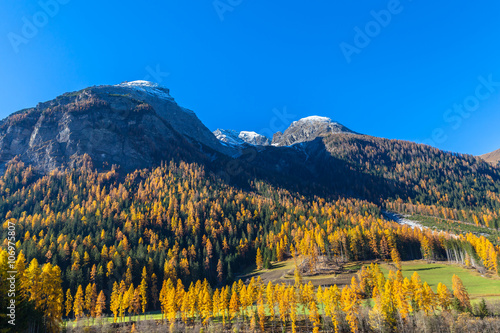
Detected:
[1,0,500,155]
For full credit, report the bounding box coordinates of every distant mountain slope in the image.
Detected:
[227,132,500,218]
[481,149,500,166]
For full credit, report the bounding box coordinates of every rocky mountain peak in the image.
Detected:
[213,129,270,146]
[271,115,356,146]
[239,131,270,146]
[0,81,234,174]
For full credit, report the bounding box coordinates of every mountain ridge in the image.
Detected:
[481,148,500,166]
[1,80,497,207]
[0,81,234,174]
[213,129,271,146]
[271,115,357,146]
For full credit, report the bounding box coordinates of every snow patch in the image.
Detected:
[384,212,424,230]
[289,116,339,128]
[239,131,260,140]
[213,129,245,146]
[238,131,270,145]
[214,129,270,146]
[298,116,332,123]
[115,80,174,101]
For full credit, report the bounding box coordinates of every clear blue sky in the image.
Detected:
[1,0,500,155]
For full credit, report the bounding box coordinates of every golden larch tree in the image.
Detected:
[73,285,85,321]
[452,274,471,310]
[256,248,263,270]
[95,290,106,318]
[65,289,73,318]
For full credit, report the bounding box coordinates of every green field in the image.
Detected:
[65,313,164,328]
[380,261,500,301]
[65,260,500,328]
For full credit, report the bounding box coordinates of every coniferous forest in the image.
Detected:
[1,149,500,332]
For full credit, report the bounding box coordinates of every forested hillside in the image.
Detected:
[1,155,500,331]
[323,134,500,227]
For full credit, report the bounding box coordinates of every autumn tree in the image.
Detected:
[95,290,106,318]
[65,289,73,318]
[452,274,471,311]
[73,285,84,321]
[342,285,360,333]
[140,267,148,316]
[110,281,120,322]
[256,248,263,270]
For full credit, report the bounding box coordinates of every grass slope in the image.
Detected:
[380,260,500,301]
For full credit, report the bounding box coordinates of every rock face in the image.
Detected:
[271,116,356,146]
[213,129,245,146]
[214,129,270,146]
[238,131,271,146]
[480,149,500,166]
[0,81,233,173]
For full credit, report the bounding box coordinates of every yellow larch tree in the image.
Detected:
[201,286,213,325]
[95,290,106,318]
[309,300,321,333]
[140,268,148,316]
[73,285,84,321]
[110,281,120,322]
[256,248,263,270]
[436,282,452,310]
[40,263,64,332]
[23,258,42,308]
[452,274,471,310]
[84,283,93,318]
[229,288,240,321]
[212,288,221,320]
[421,282,436,315]
[341,285,359,333]
[257,289,266,332]
[266,281,275,321]
[118,280,128,321]
[65,289,73,318]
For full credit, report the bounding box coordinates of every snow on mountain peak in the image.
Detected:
[115,80,173,100]
[119,80,161,87]
[238,131,271,146]
[213,129,245,146]
[272,115,355,146]
[294,116,334,125]
[214,129,270,146]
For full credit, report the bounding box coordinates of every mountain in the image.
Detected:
[0,81,233,174]
[480,149,500,166]
[213,129,270,146]
[271,115,356,146]
[239,131,271,146]
[1,81,499,216]
[213,129,244,146]
[4,83,500,332]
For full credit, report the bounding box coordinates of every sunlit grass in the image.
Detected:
[380,260,500,300]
